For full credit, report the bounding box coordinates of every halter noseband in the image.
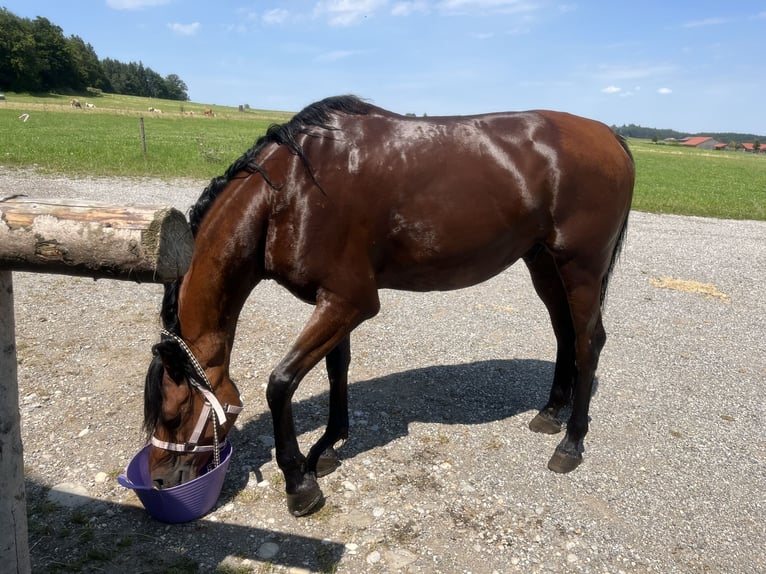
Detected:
[151,329,244,467]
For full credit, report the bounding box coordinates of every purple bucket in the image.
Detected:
[118,441,232,523]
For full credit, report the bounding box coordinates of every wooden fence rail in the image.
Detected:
[0,197,193,573]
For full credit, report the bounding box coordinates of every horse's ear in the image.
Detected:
[152,339,188,383]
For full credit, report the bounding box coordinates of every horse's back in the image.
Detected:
[264,104,634,294]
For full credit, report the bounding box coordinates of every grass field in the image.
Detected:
[1,92,764,220]
[630,140,766,220]
[0,92,291,179]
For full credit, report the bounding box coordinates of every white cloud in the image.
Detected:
[438,0,539,14]
[106,0,170,10]
[682,17,727,28]
[391,1,429,16]
[263,9,290,25]
[316,50,362,62]
[167,22,200,36]
[602,85,622,94]
[315,0,388,26]
[658,87,672,95]
[596,63,675,81]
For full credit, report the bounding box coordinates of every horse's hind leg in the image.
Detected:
[308,335,351,477]
[523,247,576,435]
[545,259,608,473]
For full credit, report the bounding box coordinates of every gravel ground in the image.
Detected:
[3,168,765,574]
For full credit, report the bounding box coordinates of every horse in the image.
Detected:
[70,98,82,109]
[143,95,635,516]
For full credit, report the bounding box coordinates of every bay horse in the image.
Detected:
[143,95,634,516]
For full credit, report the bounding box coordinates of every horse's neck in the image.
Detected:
[178,172,271,367]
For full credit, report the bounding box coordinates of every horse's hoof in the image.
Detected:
[547,448,583,474]
[316,446,341,478]
[529,411,562,435]
[286,477,323,517]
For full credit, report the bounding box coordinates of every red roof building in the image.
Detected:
[681,136,719,150]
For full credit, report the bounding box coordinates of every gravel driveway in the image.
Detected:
[4,169,765,573]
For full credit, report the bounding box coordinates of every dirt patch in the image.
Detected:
[650,276,730,303]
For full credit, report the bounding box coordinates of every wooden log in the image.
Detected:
[0,197,192,283]
[0,270,31,574]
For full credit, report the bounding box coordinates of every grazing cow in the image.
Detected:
[148,107,162,113]
[70,99,82,109]
[204,108,214,117]
[85,102,95,109]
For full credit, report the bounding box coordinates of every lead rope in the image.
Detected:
[160,329,209,388]
[211,409,221,469]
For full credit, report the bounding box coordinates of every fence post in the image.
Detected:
[139,117,147,157]
[0,270,31,574]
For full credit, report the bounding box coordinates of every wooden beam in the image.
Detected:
[0,197,192,283]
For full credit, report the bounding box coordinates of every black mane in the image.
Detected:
[188,95,371,236]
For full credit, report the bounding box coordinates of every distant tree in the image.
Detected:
[30,16,76,91]
[0,7,190,100]
[163,74,188,101]
[755,141,761,152]
[145,68,165,98]
[66,35,106,91]
[99,58,123,93]
[0,8,38,90]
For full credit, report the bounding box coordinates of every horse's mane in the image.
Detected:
[188,94,372,236]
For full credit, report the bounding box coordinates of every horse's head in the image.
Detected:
[143,331,243,489]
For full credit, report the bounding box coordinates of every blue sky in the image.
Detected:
[4,1,765,135]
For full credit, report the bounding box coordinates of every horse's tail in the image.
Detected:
[600,212,629,306]
[600,134,635,306]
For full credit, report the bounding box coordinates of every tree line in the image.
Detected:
[612,123,764,145]
[0,8,188,101]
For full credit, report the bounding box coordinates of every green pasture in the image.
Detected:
[0,92,290,179]
[1,92,764,220]
[630,140,765,220]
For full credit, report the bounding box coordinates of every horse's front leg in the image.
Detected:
[267,293,374,516]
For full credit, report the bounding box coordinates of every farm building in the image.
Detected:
[741,143,764,153]
[681,136,720,150]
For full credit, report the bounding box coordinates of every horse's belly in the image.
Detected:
[373,199,544,291]
[376,238,530,292]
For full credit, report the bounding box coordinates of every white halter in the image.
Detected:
[151,329,244,467]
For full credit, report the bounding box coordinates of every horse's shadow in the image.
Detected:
[226,358,557,493]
